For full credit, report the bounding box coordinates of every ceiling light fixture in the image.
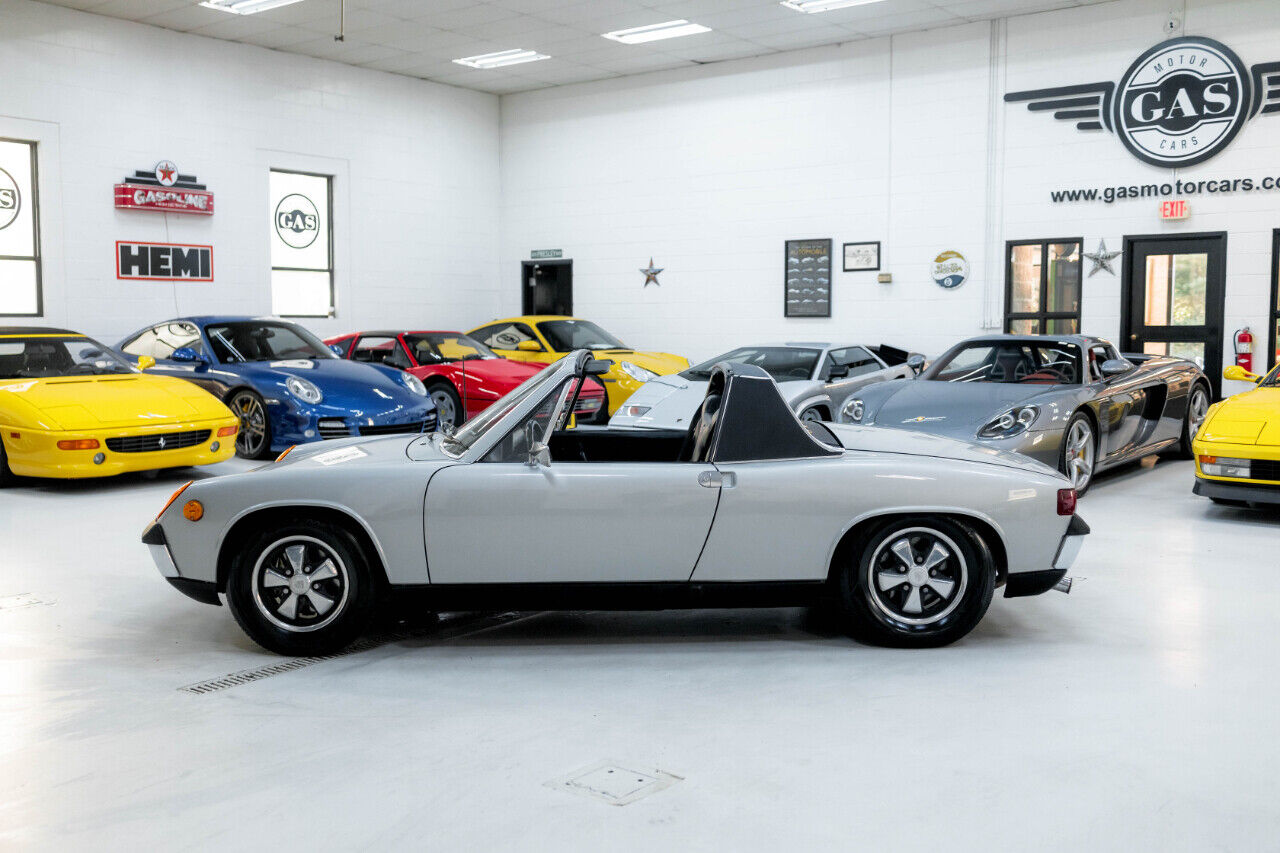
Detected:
[779,0,887,12]
[199,0,306,14]
[453,49,550,69]
[602,20,712,44]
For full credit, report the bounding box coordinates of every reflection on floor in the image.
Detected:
[1,455,1277,849]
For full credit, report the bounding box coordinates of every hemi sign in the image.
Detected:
[116,241,213,281]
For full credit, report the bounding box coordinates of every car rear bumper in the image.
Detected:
[1193,477,1280,505]
[1005,514,1089,598]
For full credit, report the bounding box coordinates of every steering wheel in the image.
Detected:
[680,393,722,462]
[1012,360,1034,382]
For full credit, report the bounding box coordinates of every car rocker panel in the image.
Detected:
[1192,364,1280,505]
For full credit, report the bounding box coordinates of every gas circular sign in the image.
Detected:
[274,193,320,249]
[0,167,20,231]
[931,250,969,289]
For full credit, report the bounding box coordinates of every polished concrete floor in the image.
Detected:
[2,454,1278,850]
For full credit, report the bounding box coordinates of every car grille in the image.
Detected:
[1250,459,1280,481]
[357,419,433,437]
[318,418,350,439]
[105,430,211,454]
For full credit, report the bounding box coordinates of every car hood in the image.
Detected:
[826,423,1063,478]
[1202,387,1280,446]
[0,374,231,430]
[592,349,689,375]
[243,358,425,405]
[272,433,433,468]
[866,380,1066,434]
[453,357,542,383]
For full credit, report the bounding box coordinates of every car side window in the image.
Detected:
[122,323,201,360]
[474,323,540,350]
[351,336,400,365]
[1088,345,1111,381]
[384,343,412,370]
[825,346,881,379]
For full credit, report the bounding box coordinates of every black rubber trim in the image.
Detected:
[1003,568,1068,598]
[1194,478,1280,505]
[166,576,222,606]
[1067,514,1090,535]
[141,521,165,546]
[387,580,829,611]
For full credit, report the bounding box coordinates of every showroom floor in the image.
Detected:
[2,456,1277,850]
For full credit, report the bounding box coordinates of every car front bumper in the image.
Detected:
[1005,514,1089,597]
[1193,477,1280,505]
[143,521,221,605]
[267,402,437,451]
[3,418,238,479]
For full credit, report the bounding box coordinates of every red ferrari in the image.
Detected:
[325,330,605,428]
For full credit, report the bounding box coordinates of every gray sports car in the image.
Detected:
[840,334,1210,493]
[144,350,1087,656]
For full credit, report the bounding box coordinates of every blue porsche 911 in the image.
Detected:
[116,316,437,458]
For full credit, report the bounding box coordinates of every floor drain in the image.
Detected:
[546,760,682,806]
[0,593,55,611]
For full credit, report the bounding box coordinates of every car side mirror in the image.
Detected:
[525,420,550,467]
[136,355,156,371]
[1223,364,1261,384]
[827,364,850,380]
[329,344,345,358]
[585,358,612,376]
[907,354,926,375]
[516,340,543,352]
[170,347,204,364]
[1100,358,1131,377]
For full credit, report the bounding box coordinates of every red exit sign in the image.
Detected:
[1160,199,1190,220]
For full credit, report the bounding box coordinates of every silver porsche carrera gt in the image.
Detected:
[145,350,1088,656]
[840,334,1210,494]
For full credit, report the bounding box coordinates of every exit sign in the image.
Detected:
[530,249,563,259]
[1160,200,1190,220]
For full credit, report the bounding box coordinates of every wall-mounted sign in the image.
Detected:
[0,167,19,231]
[1083,239,1121,277]
[1160,199,1191,219]
[114,162,213,215]
[639,257,663,287]
[842,241,880,272]
[1005,36,1280,168]
[785,239,831,317]
[274,193,319,249]
[116,241,213,282]
[530,249,562,259]
[931,250,968,289]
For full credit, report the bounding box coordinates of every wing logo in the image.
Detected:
[1005,36,1280,168]
[902,416,946,424]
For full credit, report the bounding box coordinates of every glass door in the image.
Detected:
[1123,233,1226,397]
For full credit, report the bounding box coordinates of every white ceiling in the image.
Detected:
[45,0,1109,94]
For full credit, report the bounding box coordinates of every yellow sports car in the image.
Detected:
[1192,363,1280,507]
[0,327,238,484]
[467,315,689,414]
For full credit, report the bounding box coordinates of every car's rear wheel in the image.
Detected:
[798,405,828,423]
[838,517,995,648]
[426,381,463,429]
[226,519,377,656]
[1059,412,1096,495]
[227,389,273,459]
[1179,382,1210,458]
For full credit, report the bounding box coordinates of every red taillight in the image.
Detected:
[1057,488,1077,516]
[57,438,100,450]
[217,425,239,437]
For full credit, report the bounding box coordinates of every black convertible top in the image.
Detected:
[704,362,840,463]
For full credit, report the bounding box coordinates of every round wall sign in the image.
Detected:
[0,167,20,231]
[931,250,969,289]
[274,194,320,249]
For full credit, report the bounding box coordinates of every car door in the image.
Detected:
[1090,344,1150,459]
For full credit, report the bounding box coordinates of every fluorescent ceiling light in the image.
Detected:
[780,0,887,12]
[453,49,550,69]
[199,0,305,14]
[602,20,712,44]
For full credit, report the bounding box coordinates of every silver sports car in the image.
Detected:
[841,334,1210,494]
[145,350,1088,656]
[610,342,924,430]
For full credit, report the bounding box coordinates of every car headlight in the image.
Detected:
[620,404,651,418]
[285,376,323,404]
[977,405,1039,438]
[617,361,659,383]
[399,372,427,397]
[842,397,865,423]
[1199,455,1251,478]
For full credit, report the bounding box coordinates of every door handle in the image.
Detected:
[1130,334,1138,341]
[698,471,735,488]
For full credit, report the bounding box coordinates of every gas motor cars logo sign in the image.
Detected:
[274,193,319,249]
[0,167,19,231]
[1005,36,1280,168]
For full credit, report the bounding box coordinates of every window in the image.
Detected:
[1004,239,1082,334]
[270,169,333,317]
[1271,230,1280,370]
[926,341,1082,384]
[472,322,541,350]
[0,139,40,316]
[682,347,821,383]
[824,346,881,380]
[352,335,411,369]
[121,322,202,360]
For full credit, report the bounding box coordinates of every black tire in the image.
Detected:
[1179,382,1211,458]
[225,519,378,656]
[1059,411,1097,496]
[838,517,996,648]
[798,405,829,423]
[0,438,14,487]
[226,389,273,459]
[426,380,464,430]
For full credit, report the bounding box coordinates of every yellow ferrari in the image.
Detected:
[1192,363,1280,507]
[466,315,689,414]
[0,328,238,484]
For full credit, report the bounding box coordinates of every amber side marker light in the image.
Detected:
[217,425,239,437]
[275,445,296,462]
[57,439,100,450]
[183,500,204,522]
[156,481,193,521]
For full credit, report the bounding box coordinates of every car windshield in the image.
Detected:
[205,322,334,363]
[0,335,136,378]
[925,341,1082,384]
[439,358,568,456]
[538,320,625,351]
[683,347,821,382]
[404,333,497,363]
[1261,364,1280,387]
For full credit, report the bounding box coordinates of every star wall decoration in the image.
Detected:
[1083,239,1121,277]
[640,257,664,287]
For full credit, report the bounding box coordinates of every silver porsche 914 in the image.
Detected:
[144,350,1089,656]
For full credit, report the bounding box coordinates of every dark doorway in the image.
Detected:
[521,260,572,315]
[1270,229,1280,372]
[1121,232,1227,398]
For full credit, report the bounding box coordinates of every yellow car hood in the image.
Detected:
[593,349,689,376]
[0,374,229,430]
[1202,387,1280,446]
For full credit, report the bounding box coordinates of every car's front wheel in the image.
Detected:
[225,519,377,655]
[1179,382,1210,457]
[227,389,273,459]
[427,381,464,430]
[838,517,995,648]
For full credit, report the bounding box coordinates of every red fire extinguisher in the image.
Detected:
[1234,327,1253,373]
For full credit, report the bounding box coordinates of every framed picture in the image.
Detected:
[784,238,832,318]
[843,241,880,272]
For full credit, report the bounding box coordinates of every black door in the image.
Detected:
[1122,232,1226,398]
[521,260,572,315]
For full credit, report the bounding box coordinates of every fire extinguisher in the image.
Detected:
[1234,327,1253,373]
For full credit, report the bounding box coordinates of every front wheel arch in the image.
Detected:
[827,511,1007,588]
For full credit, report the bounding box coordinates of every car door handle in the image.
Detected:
[698,471,735,488]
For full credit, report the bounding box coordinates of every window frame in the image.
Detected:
[1270,229,1280,371]
[0,138,42,318]
[270,168,334,319]
[1004,237,1083,335]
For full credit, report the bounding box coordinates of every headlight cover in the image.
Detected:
[617,361,659,383]
[977,405,1039,438]
[1199,455,1251,478]
[399,372,428,397]
[842,397,865,424]
[285,376,323,404]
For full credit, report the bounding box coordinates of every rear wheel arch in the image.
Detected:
[827,511,1007,587]
[217,506,390,593]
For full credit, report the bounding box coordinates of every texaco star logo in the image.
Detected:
[154,160,178,187]
[1006,36,1280,168]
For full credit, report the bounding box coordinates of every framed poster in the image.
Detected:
[843,241,880,272]
[785,238,832,317]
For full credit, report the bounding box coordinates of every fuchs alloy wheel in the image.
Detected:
[1179,383,1210,457]
[1060,413,1096,495]
[427,381,463,429]
[839,517,995,648]
[228,389,272,459]
[799,406,827,423]
[226,520,377,655]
